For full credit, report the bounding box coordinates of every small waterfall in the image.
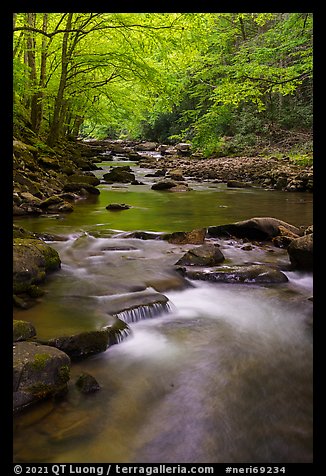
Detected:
[115,301,172,324]
[104,318,132,345]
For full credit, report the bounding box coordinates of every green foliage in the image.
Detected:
[13,12,312,157]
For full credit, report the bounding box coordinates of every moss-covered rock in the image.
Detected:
[13,320,36,342]
[46,330,110,359]
[13,342,71,412]
[62,182,100,195]
[103,166,135,183]
[13,238,61,295]
[68,174,100,186]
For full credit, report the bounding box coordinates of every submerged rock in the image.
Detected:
[75,373,101,394]
[176,243,225,266]
[181,264,288,284]
[287,233,313,271]
[13,342,70,412]
[208,217,302,241]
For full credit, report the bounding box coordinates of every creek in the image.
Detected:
[13,153,313,463]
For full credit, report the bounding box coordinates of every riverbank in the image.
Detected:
[13,138,313,220]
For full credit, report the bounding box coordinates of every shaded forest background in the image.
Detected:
[13,13,313,162]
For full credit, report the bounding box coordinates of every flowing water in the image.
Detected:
[13,154,313,463]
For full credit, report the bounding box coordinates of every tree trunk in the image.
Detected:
[47,13,73,146]
[32,13,48,133]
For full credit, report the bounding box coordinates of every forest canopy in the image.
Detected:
[13,12,313,157]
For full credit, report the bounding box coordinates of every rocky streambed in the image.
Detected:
[13,137,313,462]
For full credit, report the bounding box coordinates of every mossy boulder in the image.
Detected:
[62,182,100,195]
[13,320,36,342]
[68,174,100,186]
[13,225,35,239]
[103,166,135,183]
[13,238,61,295]
[13,341,71,412]
[46,330,110,359]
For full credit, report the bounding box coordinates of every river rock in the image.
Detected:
[46,329,110,359]
[13,320,37,342]
[103,318,131,345]
[272,225,301,248]
[167,169,185,181]
[13,224,35,239]
[13,341,71,412]
[151,180,178,190]
[123,231,160,240]
[145,272,190,292]
[135,141,157,151]
[181,264,288,284]
[104,290,170,323]
[287,233,313,271]
[207,217,302,241]
[62,182,100,195]
[176,243,225,266]
[68,174,100,186]
[75,373,101,394]
[106,203,131,211]
[13,238,61,295]
[227,180,253,188]
[162,228,206,245]
[175,143,192,155]
[103,166,135,183]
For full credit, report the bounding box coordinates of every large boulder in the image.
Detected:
[176,243,225,266]
[287,233,313,271]
[103,166,135,183]
[180,264,288,284]
[13,342,71,412]
[207,217,302,241]
[47,329,110,359]
[13,238,61,295]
